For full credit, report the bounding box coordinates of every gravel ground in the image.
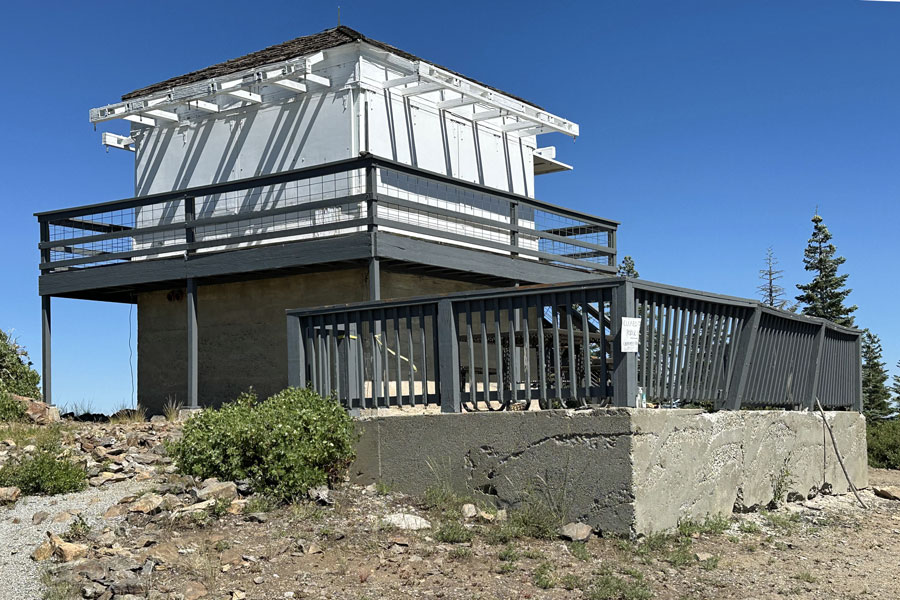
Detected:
[0,479,148,600]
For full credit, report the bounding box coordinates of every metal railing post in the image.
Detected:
[509,201,519,257]
[805,322,826,410]
[723,305,761,410]
[437,299,461,413]
[612,280,638,407]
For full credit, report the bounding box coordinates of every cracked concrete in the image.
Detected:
[350,408,867,535]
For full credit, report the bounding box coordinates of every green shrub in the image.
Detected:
[0,392,26,422]
[0,448,86,495]
[433,520,473,544]
[867,420,900,469]
[169,388,356,502]
[0,330,41,399]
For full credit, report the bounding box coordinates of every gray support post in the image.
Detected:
[611,280,638,407]
[186,278,199,408]
[369,258,381,301]
[287,315,303,388]
[806,322,826,410]
[41,295,51,405]
[723,305,761,410]
[436,299,461,413]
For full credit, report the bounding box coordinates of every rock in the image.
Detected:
[110,576,146,596]
[476,510,495,523]
[308,486,334,505]
[130,493,164,514]
[184,581,208,600]
[71,559,108,582]
[55,540,89,562]
[302,542,323,555]
[31,541,54,561]
[197,480,237,502]
[227,499,247,515]
[253,576,265,585]
[382,513,432,531]
[874,486,900,501]
[232,592,247,600]
[16,395,61,425]
[104,504,129,519]
[245,513,268,523]
[89,472,128,487]
[32,511,49,525]
[220,548,244,565]
[146,542,180,564]
[695,551,714,562]
[51,511,72,523]
[461,503,477,519]
[559,522,593,542]
[22,444,36,453]
[0,486,21,505]
[81,582,108,599]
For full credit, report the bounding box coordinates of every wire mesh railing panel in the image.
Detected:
[634,290,745,406]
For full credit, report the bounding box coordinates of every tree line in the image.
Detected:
[617,212,898,421]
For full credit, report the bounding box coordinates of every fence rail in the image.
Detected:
[36,155,618,275]
[286,278,862,412]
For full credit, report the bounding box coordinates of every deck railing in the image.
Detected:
[35,155,618,275]
[286,278,862,412]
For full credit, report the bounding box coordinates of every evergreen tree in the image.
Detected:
[795,213,856,326]
[617,256,639,278]
[861,330,892,421]
[893,360,900,411]
[758,246,788,308]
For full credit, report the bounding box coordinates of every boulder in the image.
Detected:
[559,522,593,542]
[461,503,478,519]
[55,540,89,562]
[31,541,54,561]
[382,513,432,531]
[146,542,180,565]
[196,481,238,502]
[184,582,208,600]
[11,395,61,425]
[129,493,164,514]
[0,486,21,505]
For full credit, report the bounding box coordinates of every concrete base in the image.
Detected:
[350,408,867,535]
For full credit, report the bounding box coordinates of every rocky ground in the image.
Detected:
[1,417,899,600]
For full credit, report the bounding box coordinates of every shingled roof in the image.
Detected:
[122,25,539,108]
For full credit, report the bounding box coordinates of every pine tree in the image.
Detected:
[617,256,639,278]
[892,360,900,411]
[795,213,856,326]
[861,330,892,421]
[757,247,788,308]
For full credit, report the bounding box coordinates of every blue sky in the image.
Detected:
[1,0,897,413]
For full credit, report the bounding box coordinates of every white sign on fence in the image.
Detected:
[621,317,641,353]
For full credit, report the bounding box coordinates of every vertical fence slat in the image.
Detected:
[537,294,549,409]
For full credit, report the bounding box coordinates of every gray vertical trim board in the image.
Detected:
[186,278,199,408]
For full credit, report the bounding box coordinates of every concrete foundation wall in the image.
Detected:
[630,410,868,533]
[137,269,486,413]
[351,408,868,536]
